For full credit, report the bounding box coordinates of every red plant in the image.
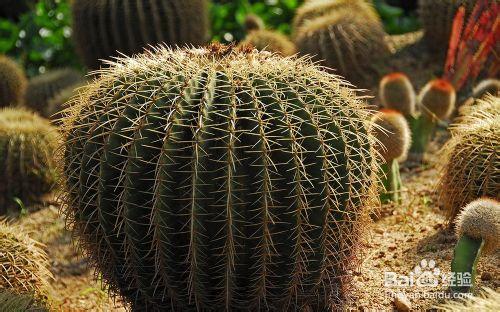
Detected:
[443,0,499,91]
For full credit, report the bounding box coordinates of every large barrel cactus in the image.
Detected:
[60,45,378,311]
[72,0,210,70]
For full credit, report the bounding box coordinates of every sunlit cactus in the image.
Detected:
[24,68,82,117]
[241,30,296,56]
[370,109,411,204]
[379,72,416,117]
[438,113,499,221]
[294,8,390,86]
[0,108,59,214]
[60,44,379,311]
[0,55,27,108]
[0,220,53,301]
[458,94,499,124]
[451,198,499,293]
[72,0,210,69]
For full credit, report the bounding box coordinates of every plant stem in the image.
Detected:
[380,159,402,204]
[451,235,483,294]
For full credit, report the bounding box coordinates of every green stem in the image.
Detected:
[408,115,436,163]
[380,159,402,204]
[451,235,483,294]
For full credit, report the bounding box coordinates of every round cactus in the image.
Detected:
[370,109,411,203]
[244,14,265,32]
[438,113,499,221]
[419,0,476,54]
[379,72,416,117]
[46,83,83,122]
[418,79,456,120]
[0,221,53,299]
[24,68,82,117]
[451,198,499,293]
[72,0,210,70]
[0,108,59,214]
[294,9,390,86]
[458,94,500,124]
[60,44,378,311]
[0,55,27,108]
[240,30,296,56]
[472,79,500,99]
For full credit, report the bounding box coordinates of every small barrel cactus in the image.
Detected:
[0,221,53,300]
[0,55,27,107]
[60,44,378,311]
[472,79,500,99]
[419,0,475,54]
[452,198,499,293]
[438,112,499,221]
[244,14,265,32]
[0,108,58,214]
[294,9,390,86]
[72,0,210,70]
[379,72,416,117]
[24,68,82,117]
[46,84,83,123]
[370,109,411,204]
[240,30,296,56]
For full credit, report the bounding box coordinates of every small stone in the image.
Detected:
[388,245,397,251]
[374,228,384,234]
[393,292,411,312]
[481,271,493,281]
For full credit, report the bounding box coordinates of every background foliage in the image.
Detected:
[0,0,419,76]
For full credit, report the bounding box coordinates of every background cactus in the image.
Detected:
[0,108,59,214]
[72,0,210,70]
[294,8,390,87]
[451,198,499,293]
[472,79,500,99]
[0,291,49,312]
[46,84,83,123]
[24,68,83,117]
[438,112,499,221]
[0,56,27,108]
[379,72,416,117]
[370,109,411,204]
[60,44,378,311]
[240,30,296,56]
[0,221,53,300]
[244,14,265,32]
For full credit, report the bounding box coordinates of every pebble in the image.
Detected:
[393,292,411,312]
[481,271,493,281]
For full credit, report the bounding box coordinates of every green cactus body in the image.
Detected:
[0,56,27,108]
[24,68,82,117]
[451,235,482,294]
[0,108,58,214]
[61,45,378,311]
[72,0,210,70]
[240,30,296,56]
[294,9,390,87]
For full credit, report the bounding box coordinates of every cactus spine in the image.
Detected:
[438,111,499,221]
[0,108,58,214]
[60,44,378,311]
[472,79,500,99]
[294,5,390,87]
[0,56,27,107]
[451,198,499,294]
[370,109,411,204]
[72,0,210,70]
[24,68,82,117]
[379,72,416,117]
[435,287,500,311]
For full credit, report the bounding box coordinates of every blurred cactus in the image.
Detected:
[472,79,500,99]
[24,68,82,117]
[72,0,210,70]
[294,5,390,86]
[0,290,49,312]
[244,14,265,32]
[379,72,416,117]
[60,44,378,311]
[0,221,53,301]
[241,30,296,56]
[370,109,411,204]
[46,84,83,123]
[438,111,499,221]
[0,56,27,108]
[0,108,58,214]
[451,198,499,293]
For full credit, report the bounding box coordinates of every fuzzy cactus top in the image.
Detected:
[419,79,456,120]
[0,55,27,107]
[455,198,500,254]
[370,109,412,163]
[379,72,416,117]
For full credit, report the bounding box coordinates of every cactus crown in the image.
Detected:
[458,94,500,124]
[455,198,500,254]
[473,79,500,99]
[240,30,296,56]
[370,109,412,163]
[0,221,53,298]
[0,108,58,214]
[0,55,27,107]
[379,72,416,116]
[418,79,456,120]
[439,112,499,220]
[24,68,82,116]
[244,14,265,32]
[61,44,378,310]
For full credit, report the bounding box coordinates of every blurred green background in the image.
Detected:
[0,0,420,76]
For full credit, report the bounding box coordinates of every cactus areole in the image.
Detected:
[60,45,378,311]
